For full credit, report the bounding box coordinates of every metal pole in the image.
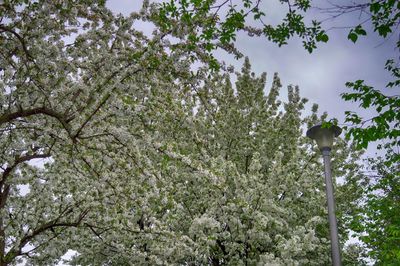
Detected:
[321,147,342,266]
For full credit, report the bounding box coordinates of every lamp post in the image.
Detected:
[307,124,342,266]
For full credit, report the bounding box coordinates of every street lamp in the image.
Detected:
[307,123,342,266]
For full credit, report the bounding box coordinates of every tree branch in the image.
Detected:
[0,107,71,134]
[0,24,34,62]
[4,209,89,262]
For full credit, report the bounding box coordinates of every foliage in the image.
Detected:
[351,160,400,265]
[157,1,400,261]
[335,0,400,162]
[332,1,400,263]
[154,0,329,67]
[342,63,399,164]
[0,1,366,264]
[155,0,400,263]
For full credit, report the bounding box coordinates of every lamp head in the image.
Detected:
[306,123,342,151]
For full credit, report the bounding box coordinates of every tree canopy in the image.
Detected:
[0,1,369,264]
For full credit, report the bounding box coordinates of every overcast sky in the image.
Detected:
[106,0,398,156]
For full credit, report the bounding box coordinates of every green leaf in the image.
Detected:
[348,32,358,43]
[355,25,367,36]
[370,2,381,13]
[320,33,329,42]
[376,25,392,38]
[316,32,329,42]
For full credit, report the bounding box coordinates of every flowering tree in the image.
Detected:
[0,0,365,265]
